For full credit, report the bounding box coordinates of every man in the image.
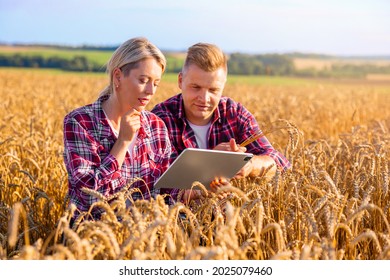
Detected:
[152,43,290,189]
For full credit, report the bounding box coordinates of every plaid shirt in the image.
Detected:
[152,94,291,170]
[63,95,178,220]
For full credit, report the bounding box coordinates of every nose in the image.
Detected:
[145,82,156,95]
[198,89,211,103]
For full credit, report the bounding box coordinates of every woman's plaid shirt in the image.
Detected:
[63,95,178,219]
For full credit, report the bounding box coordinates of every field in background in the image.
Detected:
[0,45,185,72]
[0,45,113,65]
[2,44,390,79]
[294,57,390,80]
[0,68,389,260]
[294,57,390,70]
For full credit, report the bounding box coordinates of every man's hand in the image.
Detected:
[235,155,277,179]
[181,188,205,203]
[213,138,247,153]
[234,159,253,179]
[209,177,231,192]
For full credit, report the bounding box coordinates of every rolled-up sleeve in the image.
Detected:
[238,105,291,171]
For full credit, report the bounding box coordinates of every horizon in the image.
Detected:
[2,42,390,59]
[1,0,389,57]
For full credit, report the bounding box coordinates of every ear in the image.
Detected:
[113,68,122,85]
[178,72,183,90]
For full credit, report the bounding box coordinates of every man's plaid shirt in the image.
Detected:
[63,95,178,219]
[152,94,291,170]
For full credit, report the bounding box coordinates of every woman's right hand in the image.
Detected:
[118,109,141,143]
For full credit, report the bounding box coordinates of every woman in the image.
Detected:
[63,37,178,221]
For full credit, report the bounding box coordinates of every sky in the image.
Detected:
[0,0,389,56]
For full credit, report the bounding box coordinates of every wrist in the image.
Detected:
[116,137,132,148]
[247,159,257,177]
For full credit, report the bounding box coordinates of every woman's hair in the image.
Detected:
[100,37,166,97]
[183,42,227,73]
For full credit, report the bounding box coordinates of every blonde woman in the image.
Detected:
[63,37,178,221]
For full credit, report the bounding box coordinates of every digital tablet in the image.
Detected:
[154,148,253,190]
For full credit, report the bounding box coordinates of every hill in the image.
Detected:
[1,44,390,79]
[0,44,185,73]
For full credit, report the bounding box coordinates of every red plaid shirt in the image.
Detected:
[152,94,290,170]
[63,95,178,219]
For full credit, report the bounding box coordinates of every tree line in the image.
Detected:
[1,52,389,78]
[0,54,103,72]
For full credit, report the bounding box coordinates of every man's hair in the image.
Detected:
[183,43,227,72]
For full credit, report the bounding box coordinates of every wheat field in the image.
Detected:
[0,69,389,260]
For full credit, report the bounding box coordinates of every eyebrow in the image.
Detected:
[139,74,161,80]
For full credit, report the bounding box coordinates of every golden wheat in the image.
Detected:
[1,69,390,259]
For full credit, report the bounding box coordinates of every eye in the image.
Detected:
[139,78,148,84]
[209,88,219,94]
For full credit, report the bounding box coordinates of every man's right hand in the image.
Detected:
[213,138,247,153]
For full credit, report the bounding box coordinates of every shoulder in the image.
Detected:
[142,111,172,144]
[63,103,97,130]
[219,96,248,115]
[151,94,181,116]
[64,103,92,121]
[142,111,168,128]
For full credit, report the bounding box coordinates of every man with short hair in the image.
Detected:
[152,43,290,191]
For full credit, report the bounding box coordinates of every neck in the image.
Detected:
[187,115,213,126]
[102,95,122,130]
[188,119,211,127]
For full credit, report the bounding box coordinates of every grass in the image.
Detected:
[0,45,113,66]
[0,45,186,72]
[0,67,108,77]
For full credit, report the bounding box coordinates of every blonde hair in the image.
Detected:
[99,37,166,97]
[183,42,227,73]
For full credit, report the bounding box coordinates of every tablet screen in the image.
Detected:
[154,148,253,189]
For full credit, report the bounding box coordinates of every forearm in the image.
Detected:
[66,152,125,192]
[109,138,131,168]
[249,155,277,179]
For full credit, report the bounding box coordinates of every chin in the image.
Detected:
[134,105,145,111]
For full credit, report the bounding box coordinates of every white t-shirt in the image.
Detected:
[187,120,211,149]
[103,110,137,159]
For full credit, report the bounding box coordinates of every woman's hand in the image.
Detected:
[118,108,141,143]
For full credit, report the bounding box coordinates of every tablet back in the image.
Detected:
[154,148,253,190]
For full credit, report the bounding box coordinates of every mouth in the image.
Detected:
[138,98,150,106]
[195,104,210,111]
